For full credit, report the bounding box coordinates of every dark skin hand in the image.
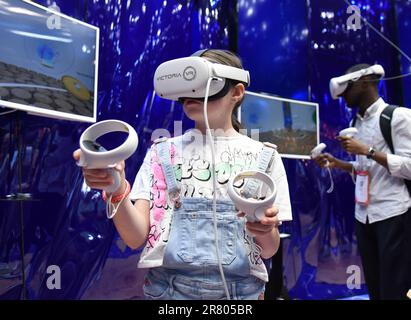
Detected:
[313,152,353,172]
[337,136,369,155]
[337,136,388,169]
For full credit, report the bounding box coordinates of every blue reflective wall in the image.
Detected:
[0,0,409,300]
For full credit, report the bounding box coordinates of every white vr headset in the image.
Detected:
[329,64,385,99]
[153,53,250,102]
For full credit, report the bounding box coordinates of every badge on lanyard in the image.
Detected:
[355,170,370,206]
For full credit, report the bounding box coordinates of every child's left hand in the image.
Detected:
[337,136,369,155]
[237,206,280,237]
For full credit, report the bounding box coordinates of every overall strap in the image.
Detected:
[154,137,181,202]
[241,142,277,198]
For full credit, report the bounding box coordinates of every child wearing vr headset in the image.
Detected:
[73,49,291,300]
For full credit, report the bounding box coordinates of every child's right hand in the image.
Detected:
[72,149,127,196]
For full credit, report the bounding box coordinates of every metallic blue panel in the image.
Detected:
[238,0,309,101]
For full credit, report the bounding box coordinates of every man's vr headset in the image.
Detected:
[329,64,385,99]
[153,50,250,103]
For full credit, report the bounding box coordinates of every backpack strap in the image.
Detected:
[351,114,357,128]
[379,105,397,154]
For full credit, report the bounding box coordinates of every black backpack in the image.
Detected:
[352,105,411,195]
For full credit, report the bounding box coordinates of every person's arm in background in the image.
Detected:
[73,150,150,249]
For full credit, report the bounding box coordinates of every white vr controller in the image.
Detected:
[227,170,277,223]
[310,127,358,194]
[310,127,358,161]
[311,142,327,160]
[77,120,138,193]
[310,143,333,193]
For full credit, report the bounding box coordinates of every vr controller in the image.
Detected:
[310,143,334,193]
[310,127,358,193]
[311,143,327,161]
[227,170,277,223]
[310,127,358,161]
[77,120,138,193]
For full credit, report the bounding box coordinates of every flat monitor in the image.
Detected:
[239,91,320,159]
[0,0,99,122]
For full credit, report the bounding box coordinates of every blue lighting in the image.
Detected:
[209,0,219,10]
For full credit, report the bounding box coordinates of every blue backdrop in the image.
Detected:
[0,0,409,300]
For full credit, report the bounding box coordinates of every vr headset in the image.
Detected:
[153,49,250,102]
[329,64,385,99]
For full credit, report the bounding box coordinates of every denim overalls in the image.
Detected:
[143,138,276,300]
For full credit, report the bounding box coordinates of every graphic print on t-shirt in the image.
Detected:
[146,140,260,252]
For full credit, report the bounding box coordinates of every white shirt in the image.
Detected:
[130,130,292,281]
[352,98,411,223]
